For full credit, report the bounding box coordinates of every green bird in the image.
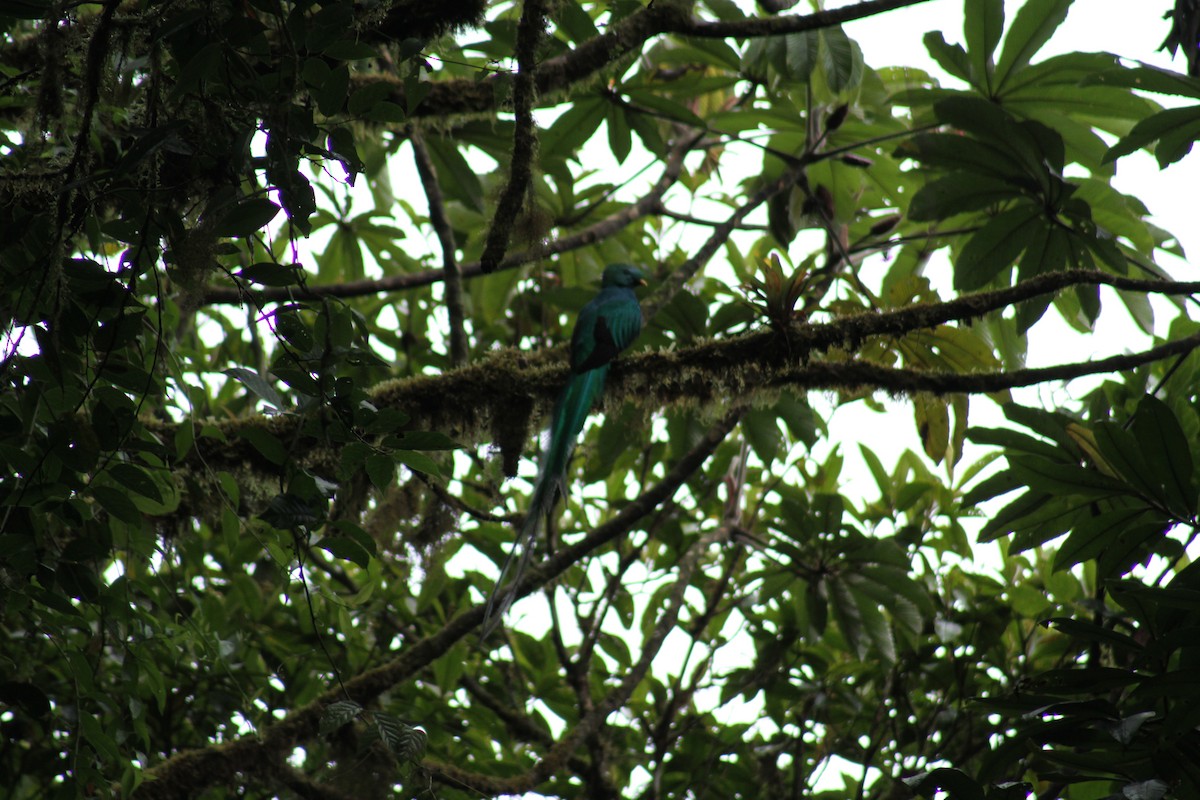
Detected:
[483,263,647,636]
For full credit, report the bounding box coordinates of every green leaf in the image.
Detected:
[914,394,949,463]
[316,534,372,568]
[92,485,143,525]
[305,2,352,52]
[934,96,1064,177]
[323,40,377,61]
[385,430,461,450]
[275,309,314,352]
[814,493,844,537]
[170,42,223,100]
[900,132,1026,182]
[260,492,326,529]
[1014,224,1070,332]
[1091,422,1162,501]
[963,0,1003,91]
[963,468,1024,506]
[1053,506,1156,571]
[330,519,377,559]
[851,582,896,662]
[1105,104,1200,167]
[396,450,442,477]
[214,198,280,237]
[785,30,819,81]
[315,63,350,116]
[627,107,666,156]
[1131,395,1195,516]
[237,261,303,287]
[908,172,1017,222]
[954,205,1042,290]
[605,103,632,164]
[904,767,986,800]
[819,26,862,94]
[1084,63,1200,100]
[365,453,394,491]
[922,31,973,84]
[426,136,486,212]
[174,422,195,461]
[107,463,163,504]
[81,712,123,764]
[806,579,827,636]
[556,1,598,43]
[224,367,285,410]
[347,81,393,117]
[319,700,363,736]
[541,97,607,161]
[240,427,288,465]
[1007,454,1131,498]
[623,89,705,129]
[363,408,411,435]
[978,488,1049,543]
[993,0,1072,92]
[1042,617,1143,655]
[744,409,782,465]
[271,366,318,397]
[828,576,865,658]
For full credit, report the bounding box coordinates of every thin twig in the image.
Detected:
[660,209,769,230]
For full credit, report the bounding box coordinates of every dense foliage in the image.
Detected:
[4,0,1200,797]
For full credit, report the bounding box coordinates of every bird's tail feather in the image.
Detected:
[542,366,608,492]
[481,367,609,638]
[481,497,543,638]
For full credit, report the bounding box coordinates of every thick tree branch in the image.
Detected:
[167,269,1200,510]
[411,129,469,365]
[397,0,934,119]
[3,0,932,128]
[783,330,1200,397]
[480,0,546,272]
[678,0,935,38]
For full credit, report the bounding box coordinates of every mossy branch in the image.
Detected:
[160,268,1200,528]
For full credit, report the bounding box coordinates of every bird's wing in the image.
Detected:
[572,290,642,373]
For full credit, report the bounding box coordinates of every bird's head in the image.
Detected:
[601,263,648,289]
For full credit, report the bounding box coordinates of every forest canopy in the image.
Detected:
[4,0,1200,798]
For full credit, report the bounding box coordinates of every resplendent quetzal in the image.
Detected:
[483,263,647,635]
